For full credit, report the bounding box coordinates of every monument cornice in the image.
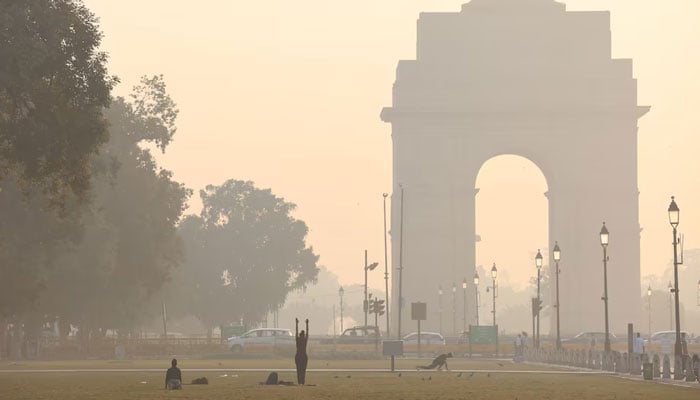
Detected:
[381,106,650,123]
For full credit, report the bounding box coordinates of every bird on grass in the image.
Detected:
[456,372,463,377]
[469,372,474,377]
[487,373,491,378]
[497,363,504,367]
[428,376,432,381]
[346,375,351,378]
[398,373,402,378]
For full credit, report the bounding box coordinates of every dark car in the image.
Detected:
[337,326,381,344]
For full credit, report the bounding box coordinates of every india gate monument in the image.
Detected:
[382,0,648,337]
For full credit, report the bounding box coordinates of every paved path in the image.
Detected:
[0,367,614,374]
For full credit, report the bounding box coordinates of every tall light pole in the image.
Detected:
[490,264,498,327]
[667,196,683,380]
[452,282,457,335]
[697,280,700,306]
[339,286,345,333]
[364,250,379,327]
[462,278,468,333]
[647,285,652,339]
[397,185,405,339]
[600,222,611,354]
[535,249,543,348]
[668,281,673,330]
[438,285,443,335]
[553,242,562,350]
[382,193,390,337]
[474,273,480,326]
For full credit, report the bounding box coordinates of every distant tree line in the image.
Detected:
[0,0,318,358]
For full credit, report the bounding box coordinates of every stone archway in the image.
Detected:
[381,0,648,338]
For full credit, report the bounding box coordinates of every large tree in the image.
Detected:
[175,180,320,331]
[0,0,116,205]
[36,75,190,338]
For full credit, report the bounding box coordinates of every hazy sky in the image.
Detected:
[83,0,700,293]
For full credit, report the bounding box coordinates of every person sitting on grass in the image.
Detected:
[165,358,182,390]
[416,352,453,371]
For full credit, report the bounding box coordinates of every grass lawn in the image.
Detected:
[0,359,698,400]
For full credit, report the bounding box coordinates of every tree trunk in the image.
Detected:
[0,320,7,359]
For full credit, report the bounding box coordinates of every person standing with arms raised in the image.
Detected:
[295,318,309,385]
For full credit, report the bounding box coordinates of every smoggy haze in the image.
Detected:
[83,0,700,292]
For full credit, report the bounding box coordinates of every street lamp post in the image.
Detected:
[364,250,379,328]
[473,273,480,326]
[452,282,457,335]
[553,242,562,350]
[382,193,390,337]
[668,281,673,330]
[600,222,611,354]
[438,285,443,335]
[647,285,652,339]
[697,280,700,306]
[535,250,543,348]
[339,286,345,333]
[462,279,468,334]
[667,196,683,380]
[490,264,498,327]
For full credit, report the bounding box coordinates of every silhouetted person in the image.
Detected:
[295,318,309,385]
[417,352,453,370]
[633,332,644,354]
[165,358,182,390]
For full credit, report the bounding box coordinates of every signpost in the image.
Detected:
[382,340,403,371]
[411,302,427,357]
[468,325,498,357]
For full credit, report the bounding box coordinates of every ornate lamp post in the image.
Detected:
[339,286,345,332]
[452,282,457,335]
[667,196,683,379]
[647,285,652,339]
[600,222,611,354]
[462,278,468,333]
[535,249,543,348]
[473,273,480,326]
[438,285,443,335]
[490,264,498,327]
[668,281,673,330]
[553,242,562,349]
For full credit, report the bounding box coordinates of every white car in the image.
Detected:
[648,330,690,353]
[227,328,294,352]
[402,332,445,345]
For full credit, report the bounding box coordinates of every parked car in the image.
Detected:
[648,330,690,353]
[336,326,381,344]
[402,332,445,346]
[227,328,294,352]
[562,332,617,348]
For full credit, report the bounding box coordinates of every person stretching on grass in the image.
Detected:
[417,352,453,371]
[295,318,309,385]
[165,358,182,390]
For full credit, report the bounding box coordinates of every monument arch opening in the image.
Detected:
[474,154,548,290]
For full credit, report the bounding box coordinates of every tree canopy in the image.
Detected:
[0,76,190,341]
[173,180,320,330]
[0,0,116,205]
